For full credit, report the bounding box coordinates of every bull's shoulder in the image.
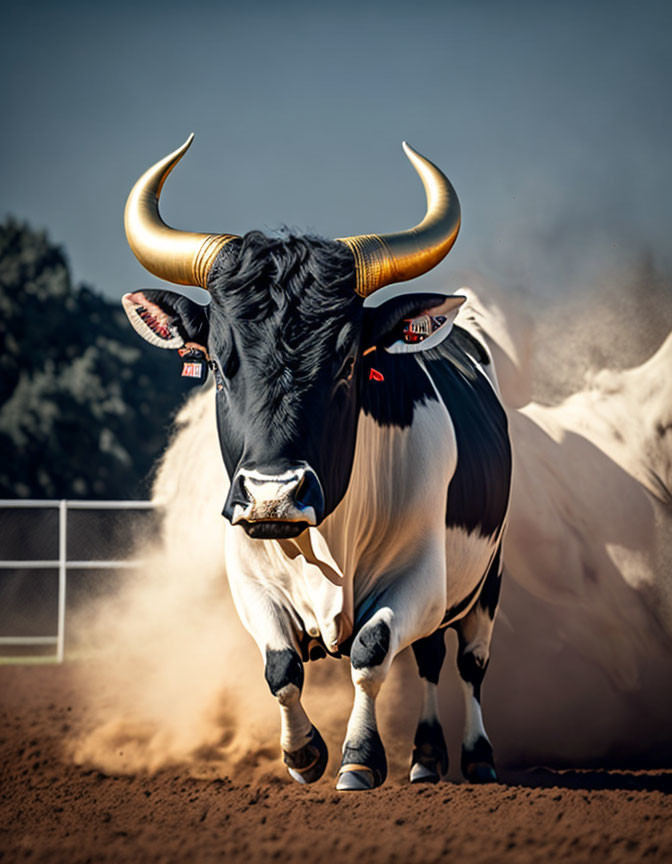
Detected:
[423,328,512,538]
[360,348,439,428]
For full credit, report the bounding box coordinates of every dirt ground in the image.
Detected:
[1,664,671,864]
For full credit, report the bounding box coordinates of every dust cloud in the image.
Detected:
[72,248,672,779]
[456,256,672,769]
[70,548,278,778]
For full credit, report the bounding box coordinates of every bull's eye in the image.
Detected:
[210,346,239,391]
[213,346,239,378]
[223,348,239,379]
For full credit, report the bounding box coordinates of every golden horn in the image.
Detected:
[124,134,238,289]
[337,142,461,297]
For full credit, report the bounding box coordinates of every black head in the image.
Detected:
[208,232,361,537]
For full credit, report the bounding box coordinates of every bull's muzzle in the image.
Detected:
[224,465,324,539]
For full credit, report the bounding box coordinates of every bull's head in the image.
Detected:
[122,136,463,539]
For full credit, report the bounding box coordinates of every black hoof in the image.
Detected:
[338,730,387,790]
[283,726,328,784]
[464,761,498,784]
[461,737,497,784]
[410,721,448,783]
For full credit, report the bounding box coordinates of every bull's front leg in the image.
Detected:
[337,615,390,791]
[228,567,328,785]
[337,557,445,792]
[264,644,328,784]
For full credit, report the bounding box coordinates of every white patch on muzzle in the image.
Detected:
[231,468,318,525]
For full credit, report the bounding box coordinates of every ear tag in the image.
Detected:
[178,345,207,379]
[369,368,384,382]
[402,314,447,344]
[181,361,203,378]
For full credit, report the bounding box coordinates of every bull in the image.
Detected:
[121,135,512,790]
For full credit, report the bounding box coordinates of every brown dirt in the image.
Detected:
[1,665,671,863]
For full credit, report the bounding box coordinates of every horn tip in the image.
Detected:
[402,141,424,165]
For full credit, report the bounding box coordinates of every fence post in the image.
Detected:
[57,499,67,663]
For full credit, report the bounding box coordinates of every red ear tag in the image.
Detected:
[369,368,384,382]
[181,362,203,378]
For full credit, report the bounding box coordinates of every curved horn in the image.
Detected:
[124,134,238,289]
[337,142,461,297]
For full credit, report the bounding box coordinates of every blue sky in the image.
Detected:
[2,0,670,299]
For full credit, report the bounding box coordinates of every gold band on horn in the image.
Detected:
[337,142,461,297]
[124,134,238,289]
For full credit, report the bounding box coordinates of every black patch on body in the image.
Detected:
[351,620,390,669]
[411,629,446,685]
[360,349,436,429]
[423,326,512,537]
[412,720,449,778]
[479,545,503,619]
[264,648,304,696]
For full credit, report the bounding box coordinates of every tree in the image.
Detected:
[0,218,200,498]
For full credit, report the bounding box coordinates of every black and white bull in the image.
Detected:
[121,136,512,790]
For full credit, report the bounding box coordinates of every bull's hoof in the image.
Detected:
[461,737,497,784]
[336,764,377,791]
[410,735,448,784]
[410,761,441,784]
[337,731,387,791]
[464,761,498,784]
[283,726,328,784]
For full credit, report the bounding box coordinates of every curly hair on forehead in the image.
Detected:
[205,231,363,435]
[206,230,359,321]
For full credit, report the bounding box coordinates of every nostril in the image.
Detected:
[294,470,324,521]
[222,472,251,522]
[232,473,251,504]
[294,473,306,500]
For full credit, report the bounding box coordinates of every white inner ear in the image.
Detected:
[384,295,466,354]
[121,292,185,350]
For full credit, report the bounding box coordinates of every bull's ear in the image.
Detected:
[121,289,209,351]
[362,287,466,355]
